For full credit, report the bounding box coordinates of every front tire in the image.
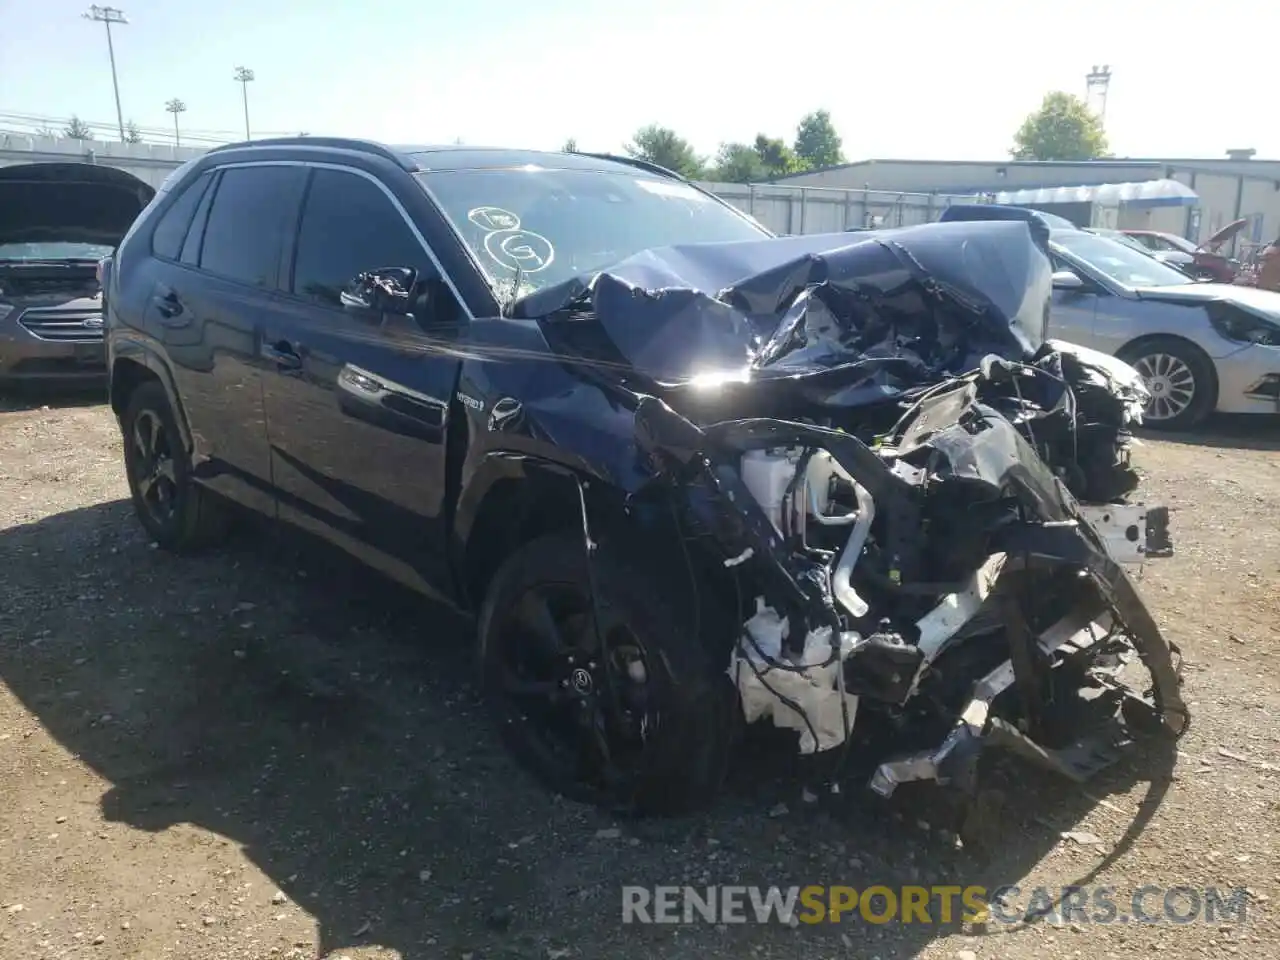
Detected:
[121,381,226,552]
[477,532,735,816]
[1120,336,1216,430]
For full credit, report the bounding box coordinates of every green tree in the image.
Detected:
[708,142,766,183]
[624,125,704,178]
[63,115,93,140]
[753,134,807,177]
[562,137,578,152]
[794,110,843,170]
[123,120,143,144]
[1011,92,1108,160]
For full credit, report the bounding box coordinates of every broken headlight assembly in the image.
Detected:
[1208,302,1280,346]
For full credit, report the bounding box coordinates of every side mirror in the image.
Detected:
[340,267,418,319]
[1052,269,1085,291]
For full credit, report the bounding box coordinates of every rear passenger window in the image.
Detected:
[199,166,304,288]
[291,168,434,306]
[179,173,216,266]
[150,172,212,260]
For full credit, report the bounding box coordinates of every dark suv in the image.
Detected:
[106,138,1187,819]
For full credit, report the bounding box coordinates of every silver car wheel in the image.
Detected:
[1133,352,1196,422]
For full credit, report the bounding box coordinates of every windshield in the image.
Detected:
[1054,231,1194,288]
[416,167,768,297]
[1090,229,1156,254]
[0,241,113,263]
[1153,233,1198,254]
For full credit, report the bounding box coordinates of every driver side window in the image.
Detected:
[290,168,456,322]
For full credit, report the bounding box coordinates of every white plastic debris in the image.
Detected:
[728,600,860,753]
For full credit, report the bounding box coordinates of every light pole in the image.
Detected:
[1085,64,1112,125]
[165,98,187,148]
[82,6,128,142]
[234,66,254,140]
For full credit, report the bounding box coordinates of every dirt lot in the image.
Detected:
[1,396,1278,960]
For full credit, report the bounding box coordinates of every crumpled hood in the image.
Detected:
[0,163,154,247]
[526,220,1053,392]
[1137,281,1280,320]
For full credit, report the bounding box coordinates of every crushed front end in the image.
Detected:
[533,218,1189,803]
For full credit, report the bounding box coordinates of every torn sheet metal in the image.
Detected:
[530,220,1051,388]
[519,218,1186,802]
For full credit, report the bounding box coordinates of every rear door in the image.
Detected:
[261,165,466,597]
[146,163,306,516]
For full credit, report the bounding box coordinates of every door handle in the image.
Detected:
[153,286,185,322]
[264,339,303,373]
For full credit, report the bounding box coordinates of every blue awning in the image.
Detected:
[995,178,1198,208]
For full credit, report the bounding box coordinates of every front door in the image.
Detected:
[261,166,465,597]
[1049,254,1102,349]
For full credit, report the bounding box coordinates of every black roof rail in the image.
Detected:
[573,151,686,182]
[207,137,419,171]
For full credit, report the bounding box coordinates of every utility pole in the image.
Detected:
[234,66,255,140]
[83,6,128,142]
[165,98,187,148]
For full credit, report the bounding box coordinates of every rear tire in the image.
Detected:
[121,381,227,552]
[1119,336,1216,430]
[477,532,735,816]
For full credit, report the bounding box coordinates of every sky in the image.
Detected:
[1,0,1273,162]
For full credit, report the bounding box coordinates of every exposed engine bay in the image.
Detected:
[528,217,1190,802]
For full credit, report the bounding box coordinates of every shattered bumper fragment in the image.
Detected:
[538,218,1189,802]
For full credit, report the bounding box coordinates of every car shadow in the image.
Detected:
[1138,414,1280,452]
[0,501,1178,959]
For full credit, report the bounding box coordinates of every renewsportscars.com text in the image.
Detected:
[621,884,1250,926]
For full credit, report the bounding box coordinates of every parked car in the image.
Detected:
[1122,222,1246,283]
[0,163,153,387]
[104,141,1187,819]
[1087,227,1198,276]
[1044,230,1280,427]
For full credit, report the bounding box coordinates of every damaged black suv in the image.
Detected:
[105,138,1187,818]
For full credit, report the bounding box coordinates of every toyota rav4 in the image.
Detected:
[104,138,1187,822]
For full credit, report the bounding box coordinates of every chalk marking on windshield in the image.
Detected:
[483,229,555,274]
[467,206,522,231]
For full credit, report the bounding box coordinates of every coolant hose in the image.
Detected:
[831,480,875,619]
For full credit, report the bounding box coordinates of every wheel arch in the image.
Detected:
[454,452,731,633]
[455,453,621,611]
[108,341,192,452]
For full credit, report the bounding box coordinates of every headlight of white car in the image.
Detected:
[1208,305,1280,347]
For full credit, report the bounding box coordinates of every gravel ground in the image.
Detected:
[1,395,1278,960]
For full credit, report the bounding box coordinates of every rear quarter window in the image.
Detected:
[150,171,214,261]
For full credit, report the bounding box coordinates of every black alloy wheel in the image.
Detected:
[478,534,733,815]
[488,580,657,804]
[129,407,179,528]
[121,381,226,551]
